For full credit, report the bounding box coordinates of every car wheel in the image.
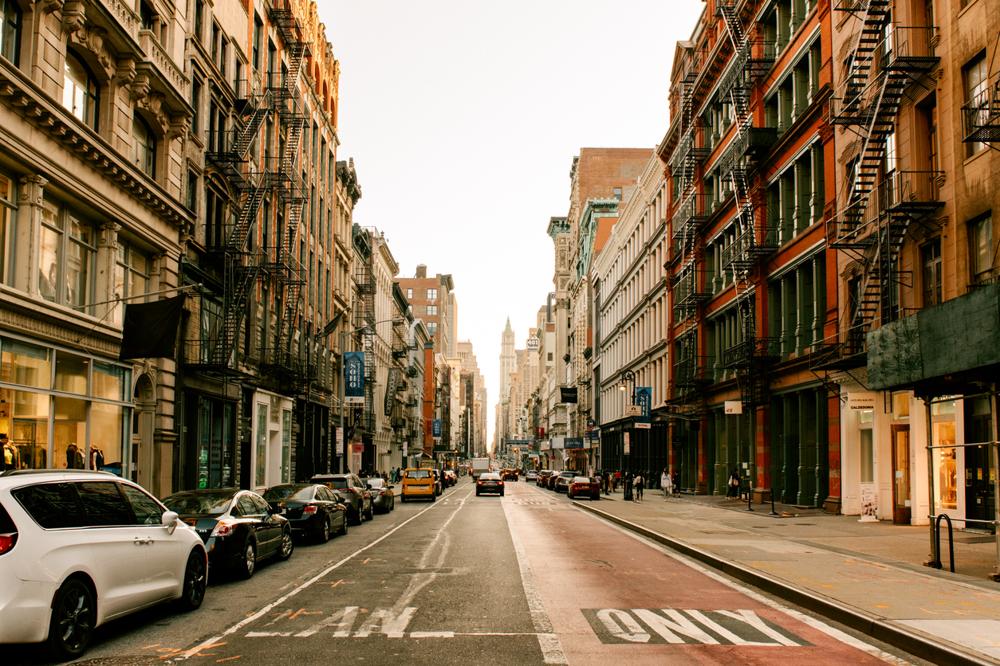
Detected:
[237,540,257,579]
[475,490,480,496]
[431,494,436,502]
[317,518,331,544]
[364,503,374,521]
[500,490,505,496]
[278,528,294,561]
[349,507,362,526]
[178,550,207,611]
[568,491,573,499]
[48,578,96,661]
[401,494,407,503]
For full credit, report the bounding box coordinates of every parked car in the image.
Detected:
[525,470,538,482]
[401,468,436,502]
[310,473,373,525]
[364,477,395,513]
[536,470,554,487]
[0,470,208,660]
[162,488,293,580]
[262,484,348,542]
[567,476,601,500]
[546,471,563,490]
[475,472,505,496]
[554,471,579,493]
[431,469,443,496]
[501,468,519,481]
[442,469,458,488]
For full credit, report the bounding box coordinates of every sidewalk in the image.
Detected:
[575,491,1000,665]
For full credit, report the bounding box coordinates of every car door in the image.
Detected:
[250,493,282,556]
[119,482,191,604]
[73,481,154,619]
[236,494,271,557]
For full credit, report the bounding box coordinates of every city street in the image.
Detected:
[7,478,920,665]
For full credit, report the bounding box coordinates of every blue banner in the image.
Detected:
[344,352,365,404]
[635,387,652,423]
[564,437,584,449]
[432,419,442,438]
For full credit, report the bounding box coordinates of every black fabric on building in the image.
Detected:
[119,295,185,360]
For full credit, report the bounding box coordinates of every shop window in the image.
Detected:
[0,0,21,66]
[89,401,123,473]
[1,338,52,389]
[0,387,50,469]
[931,399,957,511]
[63,51,99,131]
[92,361,127,401]
[38,201,96,311]
[54,350,88,395]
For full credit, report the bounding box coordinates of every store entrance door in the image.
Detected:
[965,397,996,533]
[891,425,911,524]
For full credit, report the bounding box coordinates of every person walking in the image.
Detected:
[633,473,644,502]
[661,468,671,499]
[728,468,740,499]
[623,471,632,502]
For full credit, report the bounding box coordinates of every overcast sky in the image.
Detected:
[320,0,705,450]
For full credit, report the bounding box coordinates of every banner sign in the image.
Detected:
[344,352,365,404]
[384,368,401,416]
[119,295,185,360]
[335,427,344,455]
[560,387,578,403]
[432,419,442,438]
[588,429,600,441]
[623,432,630,455]
[564,437,584,449]
[635,387,652,423]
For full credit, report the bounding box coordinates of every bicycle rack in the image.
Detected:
[930,513,955,573]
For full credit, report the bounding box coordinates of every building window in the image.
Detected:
[112,244,150,325]
[427,322,437,336]
[190,73,202,135]
[205,184,227,249]
[38,200,96,311]
[859,413,874,484]
[193,0,204,42]
[426,305,437,316]
[920,238,942,306]
[964,52,988,157]
[969,213,994,284]
[427,288,438,301]
[406,288,413,299]
[252,13,263,70]
[186,169,198,212]
[0,0,21,66]
[132,115,156,178]
[0,172,14,286]
[63,51,99,130]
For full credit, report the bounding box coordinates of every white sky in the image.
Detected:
[320,0,705,449]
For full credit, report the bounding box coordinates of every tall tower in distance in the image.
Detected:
[499,317,516,402]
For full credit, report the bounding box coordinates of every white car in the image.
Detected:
[0,470,208,659]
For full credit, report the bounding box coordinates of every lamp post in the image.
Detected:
[619,369,636,482]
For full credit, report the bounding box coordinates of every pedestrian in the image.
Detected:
[633,472,644,502]
[613,470,621,493]
[623,471,633,502]
[672,471,680,497]
[728,468,740,499]
[661,468,671,499]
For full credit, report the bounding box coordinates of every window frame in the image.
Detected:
[63,50,100,131]
[968,212,994,284]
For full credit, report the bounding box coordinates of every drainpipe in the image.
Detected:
[992,384,1000,582]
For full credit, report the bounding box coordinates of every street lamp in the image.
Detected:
[619,369,636,491]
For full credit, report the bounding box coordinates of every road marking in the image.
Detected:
[503,496,568,664]
[586,609,805,646]
[409,631,455,639]
[174,496,450,660]
[589,514,912,664]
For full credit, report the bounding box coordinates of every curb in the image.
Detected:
[573,501,996,666]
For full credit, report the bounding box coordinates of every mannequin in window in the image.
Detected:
[90,445,105,470]
[65,443,85,469]
[1,433,19,471]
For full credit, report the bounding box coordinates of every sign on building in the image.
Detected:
[724,400,743,415]
[344,352,366,404]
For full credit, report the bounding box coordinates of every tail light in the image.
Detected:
[498,481,504,486]
[211,520,237,537]
[303,505,318,514]
[0,532,17,556]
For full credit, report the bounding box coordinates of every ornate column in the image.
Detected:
[94,221,119,323]
[15,174,47,296]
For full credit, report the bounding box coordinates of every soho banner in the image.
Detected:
[635,387,652,423]
[344,352,365,404]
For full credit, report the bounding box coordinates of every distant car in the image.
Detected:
[546,471,563,490]
[162,488,293,580]
[536,470,554,487]
[554,471,579,493]
[443,469,458,487]
[501,468,519,481]
[364,477,395,513]
[401,468,436,502]
[567,476,601,500]
[310,473,373,525]
[431,469,443,495]
[525,470,538,482]
[0,470,207,660]
[262,484,348,542]
[476,472,505,496]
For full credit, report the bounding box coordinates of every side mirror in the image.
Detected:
[162,510,180,534]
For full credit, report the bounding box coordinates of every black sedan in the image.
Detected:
[364,478,395,514]
[263,484,349,542]
[475,472,505,496]
[162,488,294,580]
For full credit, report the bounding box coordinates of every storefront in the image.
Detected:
[251,389,293,491]
[0,335,131,475]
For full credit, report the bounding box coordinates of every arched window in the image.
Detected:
[0,0,22,65]
[132,114,156,178]
[63,51,99,130]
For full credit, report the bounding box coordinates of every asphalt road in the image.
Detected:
[8,477,924,665]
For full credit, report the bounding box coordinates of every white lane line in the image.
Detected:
[174,493,454,660]
[409,631,455,639]
[593,515,912,665]
[503,494,568,665]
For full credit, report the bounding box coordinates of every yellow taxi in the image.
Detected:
[401,468,437,502]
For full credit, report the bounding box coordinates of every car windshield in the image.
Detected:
[481,473,501,480]
[366,478,385,489]
[407,469,431,479]
[572,477,591,484]
[263,485,314,501]
[163,491,235,515]
[313,477,349,489]
[560,471,577,478]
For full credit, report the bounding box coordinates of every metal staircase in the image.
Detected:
[822,0,940,365]
[352,225,377,438]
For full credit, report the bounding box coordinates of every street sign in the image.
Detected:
[335,427,344,455]
[344,352,365,404]
[560,387,578,403]
[724,400,743,415]
[635,387,652,423]
[565,437,584,449]
[635,422,651,429]
[626,405,642,417]
[623,432,630,455]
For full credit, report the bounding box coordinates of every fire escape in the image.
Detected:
[962,41,1000,146]
[200,0,308,382]
[352,225,376,441]
[716,0,778,410]
[819,0,941,373]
